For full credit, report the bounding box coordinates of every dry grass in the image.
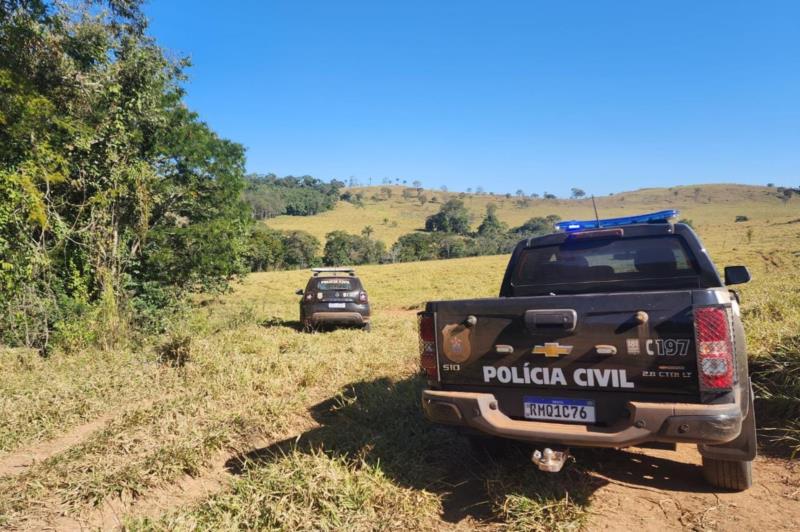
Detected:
[0,184,798,529]
[266,183,797,245]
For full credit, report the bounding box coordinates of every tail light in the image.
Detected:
[694,306,734,390]
[358,291,368,303]
[304,292,314,301]
[418,312,438,381]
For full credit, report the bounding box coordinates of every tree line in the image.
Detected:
[244,199,561,271]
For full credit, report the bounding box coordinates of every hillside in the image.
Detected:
[266,183,798,246]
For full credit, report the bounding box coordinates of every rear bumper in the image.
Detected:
[309,312,368,325]
[422,388,745,448]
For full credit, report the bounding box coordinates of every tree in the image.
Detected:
[323,231,385,266]
[412,180,422,188]
[418,192,429,205]
[0,0,252,349]
[361,225,374,238]
[543,192,557,200]
[425,199,471,234]
[246,226,286,272]
[516,189,525,197]
[476,186,485,194]
[391,233,439,262]
[282,231,320,268]
[440,185,448,192]
[512,216,560,237]
[570,188,586,199]
[477,203,508,236]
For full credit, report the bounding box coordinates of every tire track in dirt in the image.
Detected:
[0,416,112,479]
[43,411,323,530]
[586,444,800,531]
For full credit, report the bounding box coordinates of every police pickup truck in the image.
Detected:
[419,211,756,490]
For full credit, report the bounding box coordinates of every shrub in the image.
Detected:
[512,215,561,237]
[735,215,749,222]
[156,333,192,368]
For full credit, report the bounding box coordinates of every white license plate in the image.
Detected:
[523,397,596,423]
[328,303,346,309]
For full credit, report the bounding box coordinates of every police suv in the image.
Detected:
[297,268,371,331]
[419,211,756,490]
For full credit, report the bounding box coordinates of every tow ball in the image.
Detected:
[532,447,569,472]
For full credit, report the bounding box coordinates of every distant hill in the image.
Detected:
[265,183,797,246]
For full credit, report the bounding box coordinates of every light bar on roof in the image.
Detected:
[554,209,679,232]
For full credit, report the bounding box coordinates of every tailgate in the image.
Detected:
[431,291,699,398]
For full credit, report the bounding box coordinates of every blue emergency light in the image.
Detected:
[555,209,679,232]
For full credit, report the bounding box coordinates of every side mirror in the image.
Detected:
[724,266,751,286]
[295,289,304,296]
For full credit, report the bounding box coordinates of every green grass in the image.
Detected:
[0,183,799,529]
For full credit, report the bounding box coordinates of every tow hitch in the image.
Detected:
[532,448,569,472]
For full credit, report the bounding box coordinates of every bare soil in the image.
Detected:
[0,416,110,478]
[587,444,800,531]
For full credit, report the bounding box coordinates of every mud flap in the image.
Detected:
[698,379,757,462]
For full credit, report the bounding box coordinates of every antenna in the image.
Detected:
[591,195,600,226]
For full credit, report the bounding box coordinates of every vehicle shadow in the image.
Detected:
[224,376,737,524]
[260,317,368,333]
[226,376,599,524]
[259,317,304,331]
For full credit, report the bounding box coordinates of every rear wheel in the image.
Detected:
[702,457,753,491]
[363,322,372,332]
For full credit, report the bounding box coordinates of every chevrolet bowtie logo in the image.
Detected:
[533,343,573,357]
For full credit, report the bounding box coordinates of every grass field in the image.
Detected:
[0,184,799,530]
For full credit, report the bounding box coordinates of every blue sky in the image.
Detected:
[144,0,799,196]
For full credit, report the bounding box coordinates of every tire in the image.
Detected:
[702,457,753,491]
[363,322,372,332]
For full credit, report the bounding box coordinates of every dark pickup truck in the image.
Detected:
[419,214,756,490]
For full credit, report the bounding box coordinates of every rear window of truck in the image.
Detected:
[512,236,701,293]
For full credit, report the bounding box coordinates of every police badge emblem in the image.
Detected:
[442,323,472,363]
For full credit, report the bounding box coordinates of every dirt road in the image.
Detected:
[587,445,799,531]
[2,410,798,531]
